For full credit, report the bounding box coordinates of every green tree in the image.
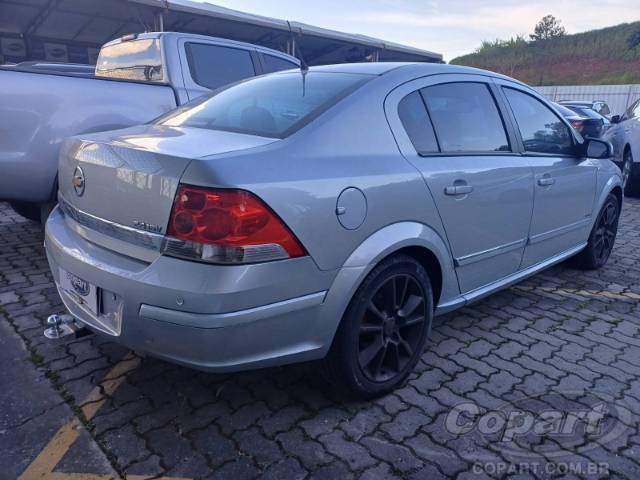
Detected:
[628,28,640,49]
[530,14,566,41]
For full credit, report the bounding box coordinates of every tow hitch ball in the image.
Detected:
[44,314,90,340]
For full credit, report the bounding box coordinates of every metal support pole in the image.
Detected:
[156,11,164,31]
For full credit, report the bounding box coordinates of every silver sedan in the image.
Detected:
[45,63,622,398]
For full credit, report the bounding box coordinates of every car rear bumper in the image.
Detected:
[45,206,337,372]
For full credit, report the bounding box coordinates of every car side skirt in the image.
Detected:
[437,242,587,313]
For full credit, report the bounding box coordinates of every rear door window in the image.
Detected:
[398,91,439,153]
[185,43,256,90]
[503,88,575,155]
[420,82,510,153]
[262,54,298,74]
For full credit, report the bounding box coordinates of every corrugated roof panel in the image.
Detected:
[130,0,442,61]
[0,0,442,64]
[36,11,90,39]
[0,3,40,34]
[74,17,123,44]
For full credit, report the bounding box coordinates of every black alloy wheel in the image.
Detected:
[358,273,426,382]
[572,193,620,270]
[592,198,618,265]
[323,254,433,398]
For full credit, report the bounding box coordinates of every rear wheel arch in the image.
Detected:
[339,222,454,311]
[340,244,444,310]
[322,252,435,397]
[391,246,443,307]
[610,186,623,210]
[317,222,456,358]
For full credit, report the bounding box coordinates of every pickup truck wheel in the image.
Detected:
[572,194,619,270]
[323,254,433,399]
[8,201,40,222]
[40,202,55,225]
[624,149,640,197]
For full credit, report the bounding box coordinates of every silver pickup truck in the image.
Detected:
[0,32,299,222]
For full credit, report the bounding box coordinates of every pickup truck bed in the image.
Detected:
[0,68,177,206]
[0,31,299,221]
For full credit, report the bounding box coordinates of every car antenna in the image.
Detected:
[287,21,309,96]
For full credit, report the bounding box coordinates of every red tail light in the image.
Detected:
[163,184,306,264]
[570,120,584,132]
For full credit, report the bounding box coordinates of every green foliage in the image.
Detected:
[530,14,566,41]
[474,35,528,54]
[450,21,640,85]
[628,28,640,49]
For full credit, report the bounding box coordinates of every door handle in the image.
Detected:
[444,185,474,195]
[537,176,555,186]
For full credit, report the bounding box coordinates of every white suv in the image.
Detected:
[610,98,640,196]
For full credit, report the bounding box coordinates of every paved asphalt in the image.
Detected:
[1,198,640,480]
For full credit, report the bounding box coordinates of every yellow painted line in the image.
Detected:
[79,354,141,420]
[19,417,86,480]
[18,352,191,480]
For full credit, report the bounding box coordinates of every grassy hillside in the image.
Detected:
[450,21,640,85]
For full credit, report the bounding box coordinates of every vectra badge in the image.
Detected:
[66,272,90,297]
[72,166,85,197]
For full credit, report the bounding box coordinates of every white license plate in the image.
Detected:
[59,268,99,315]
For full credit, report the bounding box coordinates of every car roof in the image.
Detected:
[560,100,606,105]
[307,62,414,75]
[307,62,528,85]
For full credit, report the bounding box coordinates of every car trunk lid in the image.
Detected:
[58,124,278,256]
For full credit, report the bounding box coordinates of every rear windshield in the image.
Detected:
[566,105,607,120]
[553,103,579,118]
[96,38,163,82]
[159,71,372,138]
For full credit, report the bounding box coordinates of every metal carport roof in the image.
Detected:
[0,0,443,65]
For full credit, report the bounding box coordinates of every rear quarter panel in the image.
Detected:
[0,70,176,203]
[180,78,461,306]
[594,159,623,219]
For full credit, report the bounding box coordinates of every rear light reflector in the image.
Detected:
[570,120,584,132]
[162,185,306,264]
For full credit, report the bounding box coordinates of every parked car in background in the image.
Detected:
[555,101,638,194]
[0,32,299,222]
[565,104,613,133]
[553,102,607,138]
[610,98,640,196]
[45,63,622,398]
[560,99,611,117]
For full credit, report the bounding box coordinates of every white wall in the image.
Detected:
[534,84,640,116]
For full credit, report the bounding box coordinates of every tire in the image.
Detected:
[323,254,433,399]
[572,193,620,270]
[624,149,640,197]
[8,201,40,222]
[39,202,55,225]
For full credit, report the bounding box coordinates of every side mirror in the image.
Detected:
[610,115,621,124]
[583,138,612,159]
